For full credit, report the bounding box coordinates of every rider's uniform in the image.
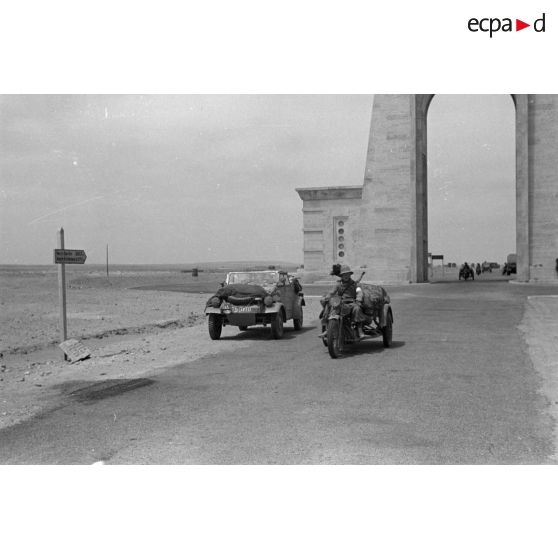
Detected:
[331,279,366,324]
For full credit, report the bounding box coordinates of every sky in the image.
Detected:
[0,95,372,265]
[428,94,516,264]
[0,94,515,265]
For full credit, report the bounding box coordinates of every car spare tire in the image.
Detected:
[227,295,256,306]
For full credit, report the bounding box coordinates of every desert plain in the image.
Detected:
[1,264,308,430]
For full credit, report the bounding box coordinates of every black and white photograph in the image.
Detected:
[1,92,558,466]
[1,2,558,557]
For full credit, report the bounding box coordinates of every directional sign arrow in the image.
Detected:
[516,19,530,31]
[54,249,87,264]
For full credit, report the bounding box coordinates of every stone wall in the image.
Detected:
[358,94,415,283]
[296,186,362,278]
[529,95,558,282]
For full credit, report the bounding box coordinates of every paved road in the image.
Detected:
[1,280,557,464]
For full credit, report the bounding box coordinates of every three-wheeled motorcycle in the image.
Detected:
[320,293,393,359]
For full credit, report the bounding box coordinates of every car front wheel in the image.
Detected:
[293,309,303,331]
[208,314,222,340]
[270,313,284,339]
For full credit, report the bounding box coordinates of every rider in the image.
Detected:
[328,264,367,339]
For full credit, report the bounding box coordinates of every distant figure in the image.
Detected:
[459,262,474,281]
[476,263,481,276]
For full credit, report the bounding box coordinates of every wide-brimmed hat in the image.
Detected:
[339,264,353,275]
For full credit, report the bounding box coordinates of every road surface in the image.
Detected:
[0,280,557,464]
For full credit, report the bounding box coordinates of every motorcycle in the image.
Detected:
[320,295,393,359]
[458,267,474,280]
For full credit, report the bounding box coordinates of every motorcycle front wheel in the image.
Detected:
[327,319,343,358]
[321,324,328,347]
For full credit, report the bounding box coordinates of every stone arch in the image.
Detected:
[298,94,557,284]
[413,94,529,282]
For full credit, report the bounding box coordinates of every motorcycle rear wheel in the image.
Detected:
[382,311,393,347]
[327,320,343,358]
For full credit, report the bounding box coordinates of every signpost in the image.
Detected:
[55,228,87,360]
[54,249,87,264]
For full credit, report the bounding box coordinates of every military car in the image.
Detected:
[205,270,304,340]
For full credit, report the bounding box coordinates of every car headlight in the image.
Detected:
[264,295,273,307]
[210,296,221,308]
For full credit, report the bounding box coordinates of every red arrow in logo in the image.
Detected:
[516,19,530,31]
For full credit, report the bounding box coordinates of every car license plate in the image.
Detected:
[231,305,259,313]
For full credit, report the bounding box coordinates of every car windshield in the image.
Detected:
[226,271,281,286]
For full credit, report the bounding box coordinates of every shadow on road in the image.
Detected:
[215,324,311,341]
[325,339,406,359]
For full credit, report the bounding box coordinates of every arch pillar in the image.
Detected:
[413,95,434,283]
[514,94,530,282]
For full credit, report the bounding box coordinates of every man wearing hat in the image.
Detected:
[327,264,366,339]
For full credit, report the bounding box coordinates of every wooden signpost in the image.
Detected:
[54,228,87,360]
[54,249,87,264]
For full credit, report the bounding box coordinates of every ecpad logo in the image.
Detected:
[468,13,546,37]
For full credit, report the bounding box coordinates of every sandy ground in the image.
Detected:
[519,295,558,461]
[0,268,288,429]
